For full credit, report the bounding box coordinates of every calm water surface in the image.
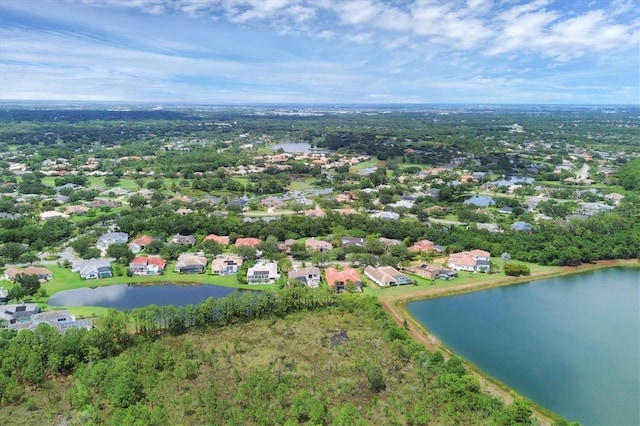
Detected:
[407,268,640,426]
[48,283,237,310]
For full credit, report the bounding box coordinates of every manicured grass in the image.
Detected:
[288,177,317,191]
[349,158,379,172]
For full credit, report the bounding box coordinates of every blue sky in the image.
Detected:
[0,0,638,104]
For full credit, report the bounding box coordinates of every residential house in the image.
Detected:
[288,266,321,288]
[370,211,400,220]
[65,205,90,215]
[604,193,625,205]
[170,233,196,246]
[476,223,503,234]
[511,221,534,232]
[8,310,92,333]
[260,196,286,209]
[324,267,362,293]
[204,234,230,246]
[378,237,402,249]
[128,235,155,253]
[277,239,297,253]
[72,258,113,279]
[0,303,40,325]
[174,253,207,274]
[405,263,456,280]
[246,261,279,284]
[97,232,129,249]
[40,211,69,220]
[227,194,250,211]
[211,255,243,275]
[305,238,333,252]
[364,265,412,287]
[234,237,262,248]
[4,266,53,282]
[341,237,365,249]
[304,207,326,218]
[129,256,166,275]
[89,199,120,208]
[409,239,435,253]
[448,250,491,273]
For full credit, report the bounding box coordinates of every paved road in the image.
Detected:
[577,164,589,181]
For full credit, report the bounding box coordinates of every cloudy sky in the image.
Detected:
[1,0,638,104]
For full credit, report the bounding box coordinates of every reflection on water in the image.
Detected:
[48,284,237,310]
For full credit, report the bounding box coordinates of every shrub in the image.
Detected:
[504,263,531,277]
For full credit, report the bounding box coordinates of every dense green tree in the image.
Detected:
[106,243,134,264]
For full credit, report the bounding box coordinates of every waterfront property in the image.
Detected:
[72,258,113,279]
[288,266,321,288]
[129,255,166,275]
[174,253,207,274]
[211,254,243,275]
[448,250,491,273]
[364,265,412,287]
[4,266,53,281]
[246,261,279,284]
[324,267,362,292]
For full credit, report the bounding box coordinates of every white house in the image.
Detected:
[97,232,129,249]
[72,258,113,279]
[8,310,93,332]
[211,255,243,275]
[246,261,279,284]
[448,250,491,273]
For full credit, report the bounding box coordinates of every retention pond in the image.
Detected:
[47,283,237,310]
[407,267,639,425]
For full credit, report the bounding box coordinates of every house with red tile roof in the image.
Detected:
[234,237,262,248]
[204,234,230,246]
[129,235,154,253]
[129,255,166,275]
[305,238,333,252]
[324,267,362,292]
[409,239,435,253]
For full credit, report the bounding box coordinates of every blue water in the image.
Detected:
[47,283,237,310]
[463,195,496,207]
[407,268,640,425]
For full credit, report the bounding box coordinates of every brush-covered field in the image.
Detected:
[0,296,543,426]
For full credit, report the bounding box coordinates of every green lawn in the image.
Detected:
[288,177,317,191]
[349,158,380,172]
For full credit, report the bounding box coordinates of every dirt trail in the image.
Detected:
[379,259,638,426]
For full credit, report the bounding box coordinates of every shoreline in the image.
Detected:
[378,258,639,425]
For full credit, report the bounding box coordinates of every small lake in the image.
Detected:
[463,195,496,207]
[48,284,237,310]
[407,268,640,425]
[493,176,535,187]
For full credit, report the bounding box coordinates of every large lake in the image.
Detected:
[48,284,237,310]
[407,267,639,425]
